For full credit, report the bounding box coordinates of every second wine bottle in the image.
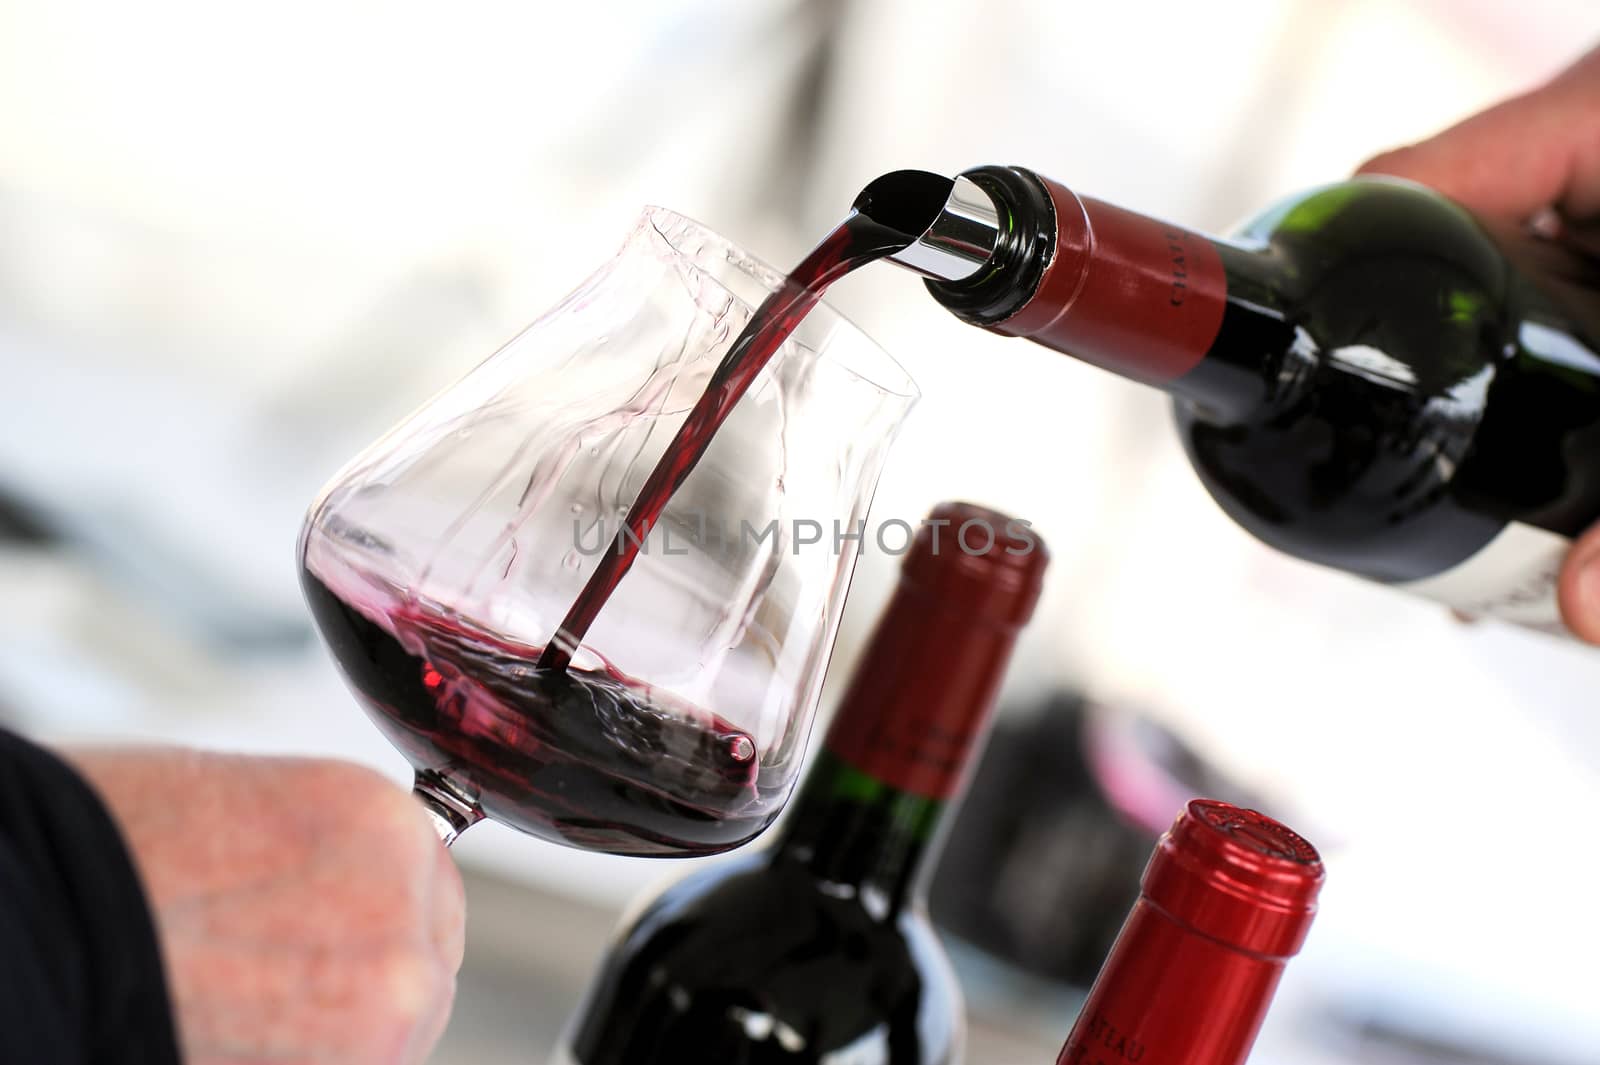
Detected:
[552,501,1049,1064]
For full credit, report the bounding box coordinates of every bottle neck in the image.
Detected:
[1056,899,1287,1065]
[926,166,1309,424]
[774,579,1024,915]
[774,749,945,914]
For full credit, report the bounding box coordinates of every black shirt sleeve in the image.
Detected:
[0,729,182,1065]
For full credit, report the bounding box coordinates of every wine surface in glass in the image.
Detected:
[302,568,768,856]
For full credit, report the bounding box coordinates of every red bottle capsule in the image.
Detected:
[1055,799,1324,1065]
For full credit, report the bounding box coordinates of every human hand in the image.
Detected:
[66,747,466,1065]
[1357,44,1600,642]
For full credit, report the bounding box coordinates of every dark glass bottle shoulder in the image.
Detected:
[1175,178,1600,582]
[568,854,961,1065]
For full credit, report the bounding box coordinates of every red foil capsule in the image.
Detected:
[1056,800,1324,1065]
[825,501,1049,800]
[989,177,1229,386]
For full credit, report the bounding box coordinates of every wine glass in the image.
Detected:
[298,208,918,857]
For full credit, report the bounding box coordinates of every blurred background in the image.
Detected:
[4,0,1600,1061]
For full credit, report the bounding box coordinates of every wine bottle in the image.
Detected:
[1054,799,1324,1065]
[554,501,1049,1065]
[868,166,1600,638]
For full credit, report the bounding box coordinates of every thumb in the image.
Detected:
[1357,43,1600,222]
[1557,523,1600,644]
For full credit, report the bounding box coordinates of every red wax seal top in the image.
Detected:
[898,500,1051,627]
[1142,800,1325,960]
[823,501,1048,799]
[996,177,1228,384]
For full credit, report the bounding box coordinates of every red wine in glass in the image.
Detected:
[304,173,953,853]
[302,568,769,855]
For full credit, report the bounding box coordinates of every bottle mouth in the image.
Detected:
[854,170,1002,282]
[1143,799,1325,959]
[899,501,1051,627]
[1187,800,1322,867]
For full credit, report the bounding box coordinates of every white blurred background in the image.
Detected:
[3,1,1600,1062]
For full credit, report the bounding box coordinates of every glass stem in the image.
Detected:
[413,769,484,847]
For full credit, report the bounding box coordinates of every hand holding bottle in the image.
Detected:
[67,747,466,1065]
[1358,44,1600,643]
[876,42,1600,641]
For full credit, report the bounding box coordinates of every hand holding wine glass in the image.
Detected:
[1357,43,1600,642]
[67,747,465,1065]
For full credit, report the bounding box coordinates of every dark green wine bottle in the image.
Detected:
[554,502,1049,1064]
[896,167,1600,638]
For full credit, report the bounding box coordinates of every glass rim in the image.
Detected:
[638,205,921,402]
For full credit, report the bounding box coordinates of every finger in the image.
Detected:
[401,969,458,1065]
[1555,216,1600,261]
[428,839,467,973]
[1357,44,1600,222]
[168,931,458,1064]
[1557,523,1600,645]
